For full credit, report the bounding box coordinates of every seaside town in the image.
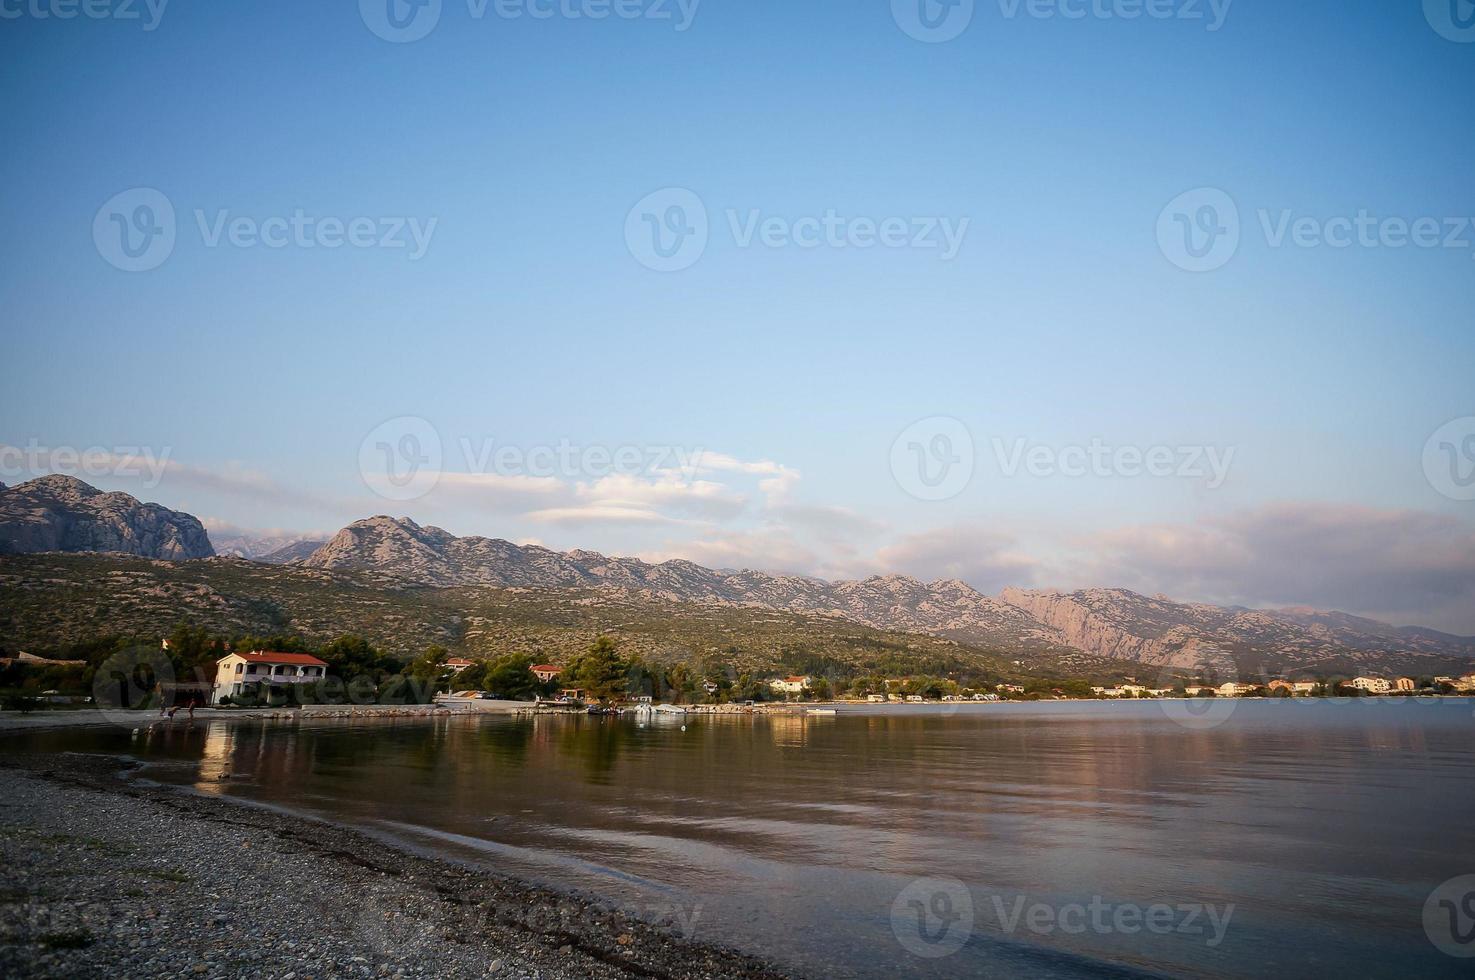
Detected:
[5,636,1473,716]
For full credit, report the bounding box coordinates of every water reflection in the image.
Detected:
[15,700,1475,980]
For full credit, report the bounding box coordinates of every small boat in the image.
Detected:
[807,708,838,716]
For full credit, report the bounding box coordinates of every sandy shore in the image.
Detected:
[0,750,791,980]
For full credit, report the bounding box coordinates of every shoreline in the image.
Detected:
[0,749,792,980]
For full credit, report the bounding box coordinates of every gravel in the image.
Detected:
[0,752,792,980]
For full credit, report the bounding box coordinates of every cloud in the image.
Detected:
[642,527,821,575]
[524,504,705,527]
[772,503,886,539]
[693,452,800,505]
[872,525,1040,593]
[1079,502,1475,632]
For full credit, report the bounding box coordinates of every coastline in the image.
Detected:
[0,749,792,980]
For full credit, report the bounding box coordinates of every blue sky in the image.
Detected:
[2,0,1473,629]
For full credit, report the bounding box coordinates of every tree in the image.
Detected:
[484,653,542,701]
[405,645,449,693]
[573,637,627,704]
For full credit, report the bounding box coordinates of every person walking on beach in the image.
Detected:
[186,698,197,720]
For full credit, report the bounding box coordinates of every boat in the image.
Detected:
[807,708,838,716]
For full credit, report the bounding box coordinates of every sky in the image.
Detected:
[1,0,1473,631]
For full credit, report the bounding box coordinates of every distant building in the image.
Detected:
[444,657,477,671]
[1267,680,1295,693]
[1218,682,1259,696]
[1348,676,1390,694]
[769,676,811,695]
[213,651,328,704]
[866,694,886,703]
[1394,677,1416,692]
[531,664,562,683]
[996,684,1025,694]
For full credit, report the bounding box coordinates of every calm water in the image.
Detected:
[12,700,1475,978]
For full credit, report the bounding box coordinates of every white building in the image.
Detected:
[213,651,328,704]
[1348,676,1390,694]
[768,676,811,695]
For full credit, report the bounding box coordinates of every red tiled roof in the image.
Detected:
[531,664,561,673]
[445,658,476,667]
[222,651,328,667]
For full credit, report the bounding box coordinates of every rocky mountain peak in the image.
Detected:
[0,476,213,560]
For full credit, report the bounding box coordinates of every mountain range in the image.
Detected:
[1,476,1471,676]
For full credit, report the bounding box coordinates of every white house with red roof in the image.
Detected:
[212,651,329,704]
[531,664,562,683]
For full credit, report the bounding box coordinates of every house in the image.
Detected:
[531,664,562,683]
[557,688,585,701]
[769,676,811,695]
[702,680,719,695]
[996,684,1025,694]
[1292,680,1319,695]
[444,657,477,671]
[1454,674,1475,692]
[1217,682,1259,696]
[1394,677,1416,692]
[1267,680,1295,693]
[1184,685,1210,696]
[213,651,328,704]
[866,694,886,703]
[1348,676,1390,694]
